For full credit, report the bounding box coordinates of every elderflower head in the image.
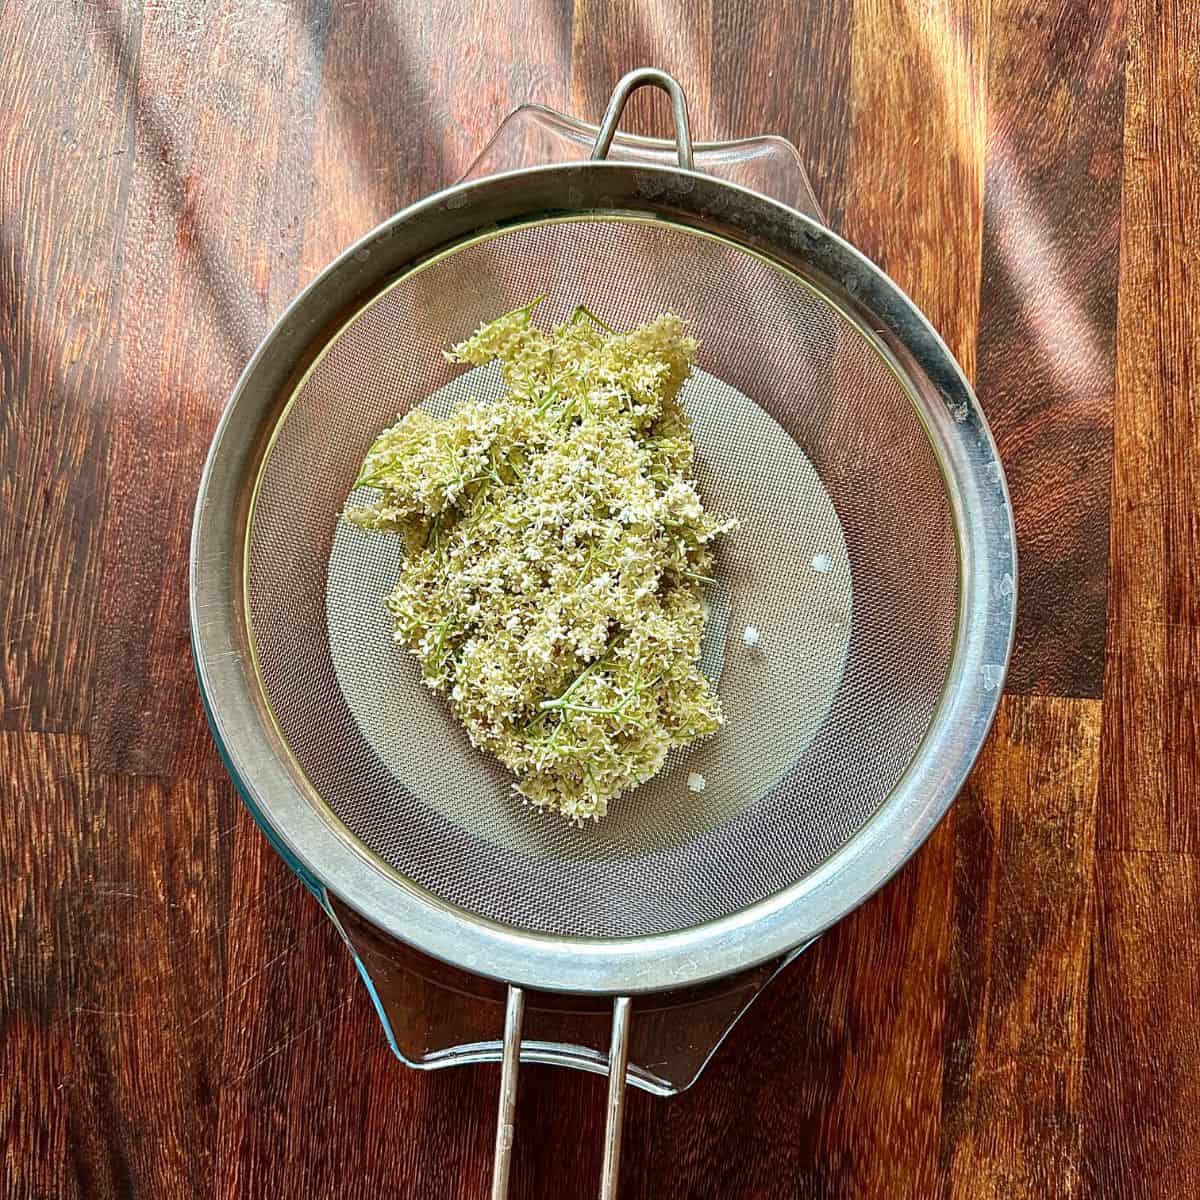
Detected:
[346,299,736,821]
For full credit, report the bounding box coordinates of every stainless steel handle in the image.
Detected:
[489,990,633,1200]
[490,986,525,1200]
[590,67,694,171]
[599,996,632,1199]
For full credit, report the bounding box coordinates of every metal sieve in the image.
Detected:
[190,69,1016,1198]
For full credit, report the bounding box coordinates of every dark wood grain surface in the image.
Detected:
[2,1,1197,1197]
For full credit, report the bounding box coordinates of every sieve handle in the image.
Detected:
[599,996,633,1199]
[489,989,633,1199]
[491,986,525,1200]
[590,68,695,171]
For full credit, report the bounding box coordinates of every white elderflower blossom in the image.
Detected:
[346,301,736,821]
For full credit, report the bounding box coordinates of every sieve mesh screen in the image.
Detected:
[245,216,959,938]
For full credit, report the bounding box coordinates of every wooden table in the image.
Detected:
[2,2,1196,1196]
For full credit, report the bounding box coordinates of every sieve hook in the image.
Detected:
[590,67,695,171]
[490,987,633,1199]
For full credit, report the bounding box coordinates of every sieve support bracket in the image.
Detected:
[590,67,695,171]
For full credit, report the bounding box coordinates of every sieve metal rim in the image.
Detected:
[190,160,1017,995]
